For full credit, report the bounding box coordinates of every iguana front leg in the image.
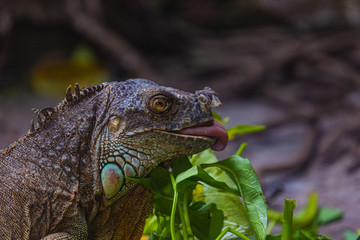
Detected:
[41,232,81,240]
[41,211,88,240]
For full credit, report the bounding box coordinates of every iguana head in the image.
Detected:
[93,79,228,200]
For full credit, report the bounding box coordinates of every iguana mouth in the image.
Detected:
[172,120,228,151]
[159,120,228,170]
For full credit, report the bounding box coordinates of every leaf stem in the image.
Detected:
[265,220,277,235]
[281,198,297,240]
[182,190,194,239]
[169,172,180,240]
[236,143,248,156]
[177,197,189,240]
[215,227,251,240]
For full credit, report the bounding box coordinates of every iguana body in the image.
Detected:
[0,79,227,239]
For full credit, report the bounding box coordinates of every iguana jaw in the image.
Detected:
[156,120,227,170]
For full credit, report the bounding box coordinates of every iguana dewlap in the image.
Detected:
[0,79,228,240]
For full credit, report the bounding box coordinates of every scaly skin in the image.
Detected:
[0,79,223,239]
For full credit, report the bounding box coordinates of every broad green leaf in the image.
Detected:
[202,155,267,240]
[227,125,266,140]
[130,167,173,198]
[208,204,225,239]
[175,166,238,195]
[191,150,255,239]
[189,202,224,240]
[191,149,218,165]
[171,157,193,177]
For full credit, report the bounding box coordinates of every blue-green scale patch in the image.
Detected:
[101,163,124,199]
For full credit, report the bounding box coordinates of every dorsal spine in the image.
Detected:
[28,83,105,134]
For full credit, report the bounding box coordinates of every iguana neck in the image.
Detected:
[2,97,102,204]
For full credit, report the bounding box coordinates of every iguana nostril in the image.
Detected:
[210,95,222,108]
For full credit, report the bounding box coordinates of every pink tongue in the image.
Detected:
[177,120,228,151]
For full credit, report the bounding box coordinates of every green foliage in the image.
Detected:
[138,112,347,240]
[192,150,255,239]
[136,153,266,240]
[201,156,267,240]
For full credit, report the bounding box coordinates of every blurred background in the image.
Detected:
[0,0,360,238]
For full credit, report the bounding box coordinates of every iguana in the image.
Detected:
[0,79,228,240]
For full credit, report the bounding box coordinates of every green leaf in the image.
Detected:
[189,202,224,240]
[191,150,254,238]
[317,207,343,225]
[130,167,173,198]
[175,166,238,195]
[292,192,318,230]
[143,215,158,235]
[171,157,193,177]
[201,155,267,240]
[227,125,266,140]
[191,149,218,165]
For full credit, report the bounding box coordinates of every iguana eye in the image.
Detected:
[149,95,170,114]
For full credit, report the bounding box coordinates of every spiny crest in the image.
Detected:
[29,83,105,134]
[63,83,105,105]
